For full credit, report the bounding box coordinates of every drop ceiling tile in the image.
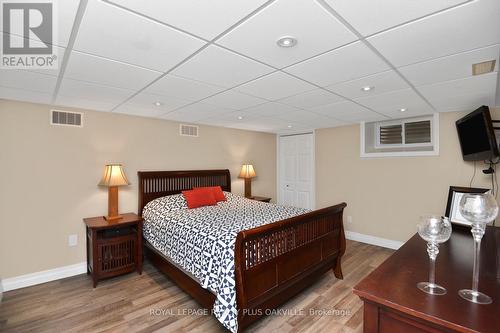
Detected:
[368,0,500,67]
[0,86,53,105]
[64,51,161,90]
[278,89,345,109]
[354,89,434,117]
[107,0,269,40]
[275,110,334,124]
[199,111,261,128]
[204,110,260,123]
[144,74,224,101]
[27,50,67,77]
[172,45,273,88]
[56,78,135,111]
[162,102,231,122]
[324,0,469,36]
[327,70,409,99]
[238,117,307,133]
[226,124,273,133]
[311,100,385,122]
[74,0,204,72]
[55,95,116,112]
[236,72,315,100]
[399,44,500,87]
[217,0,357,68]
[285,42,390,87]
[293,114,350,128]
[418,73,497,112]
[334,110,387,123]
[336,111,389,124]
[243,102,301,117]
[57,0,82,47]
[0,0,80,47]
[198,119,241,129]
[313,118,350,128]
[222,123,275,133]
[113,92,191,117]
[0,70,57,94]
[203,91,267,110]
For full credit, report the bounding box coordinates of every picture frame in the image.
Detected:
[445,186,490,227]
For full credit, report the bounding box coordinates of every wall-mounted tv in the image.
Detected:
[456,106,499,161]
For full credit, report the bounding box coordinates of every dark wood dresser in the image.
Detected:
[353,227,500,333]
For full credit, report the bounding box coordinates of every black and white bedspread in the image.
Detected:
[142,192,309,332]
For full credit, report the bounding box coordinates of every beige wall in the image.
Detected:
[316,108,500,242]
[2,98,498,278]
[0,100,277,279]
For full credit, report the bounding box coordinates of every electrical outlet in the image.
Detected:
[346,216,353,224]
[68,234,78,247]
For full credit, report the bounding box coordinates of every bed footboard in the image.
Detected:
[234,202,347,330]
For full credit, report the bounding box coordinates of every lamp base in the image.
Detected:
[105,186,122,223]
[244,178,252,198]
[104,215,123,223]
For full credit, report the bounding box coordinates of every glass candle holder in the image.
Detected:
[417,215,452,295]
[458,193,498,304]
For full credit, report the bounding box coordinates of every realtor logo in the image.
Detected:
[1,0,58,69]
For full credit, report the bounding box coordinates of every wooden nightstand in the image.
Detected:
[248,196,271,203]
[83,213,143,287]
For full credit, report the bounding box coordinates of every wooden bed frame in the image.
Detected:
[138,169,346,331]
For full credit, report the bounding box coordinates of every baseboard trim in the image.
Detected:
[345,231,404,250]
[1,262,87,292]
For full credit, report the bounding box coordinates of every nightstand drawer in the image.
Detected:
[98,226,136,239]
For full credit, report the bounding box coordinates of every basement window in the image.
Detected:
[361,114,439,157]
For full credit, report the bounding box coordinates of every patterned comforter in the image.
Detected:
[142,192,309,332]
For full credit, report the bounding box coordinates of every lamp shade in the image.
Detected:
[98,164,130,187]
[239,164,256,179]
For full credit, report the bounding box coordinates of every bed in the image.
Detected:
[138,169,346,332]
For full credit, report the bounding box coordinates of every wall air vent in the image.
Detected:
[180,124,199,137]
[50,110,83,127]
[472,60,496,75]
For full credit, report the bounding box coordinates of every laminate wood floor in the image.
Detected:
[0,240,393,333]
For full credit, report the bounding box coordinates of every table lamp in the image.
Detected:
[239,164,256,198]
[98,164,129,222]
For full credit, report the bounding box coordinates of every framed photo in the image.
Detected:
[445,186,490,226]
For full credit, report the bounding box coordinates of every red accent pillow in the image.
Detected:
[193,186,226,202]
[182,188,217,209]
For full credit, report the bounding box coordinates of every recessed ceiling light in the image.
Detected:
[237,116,244,120]
[153,101,163,107]
[361,86,374,92]
[399,108,407,112]
[277,36,297,48]
[472,60,496,75]
[287,125,293,128]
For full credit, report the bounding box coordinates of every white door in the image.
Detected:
[279,133,314,209]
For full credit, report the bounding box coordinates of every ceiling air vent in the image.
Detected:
[50,110,83,127]
[180,124,199,137]
[472,60,496,75]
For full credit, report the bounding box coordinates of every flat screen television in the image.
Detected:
[456,106,499,161]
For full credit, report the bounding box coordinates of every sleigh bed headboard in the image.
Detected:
[137,169,231,216]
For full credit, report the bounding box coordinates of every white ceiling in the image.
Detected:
[0,0,499,134]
